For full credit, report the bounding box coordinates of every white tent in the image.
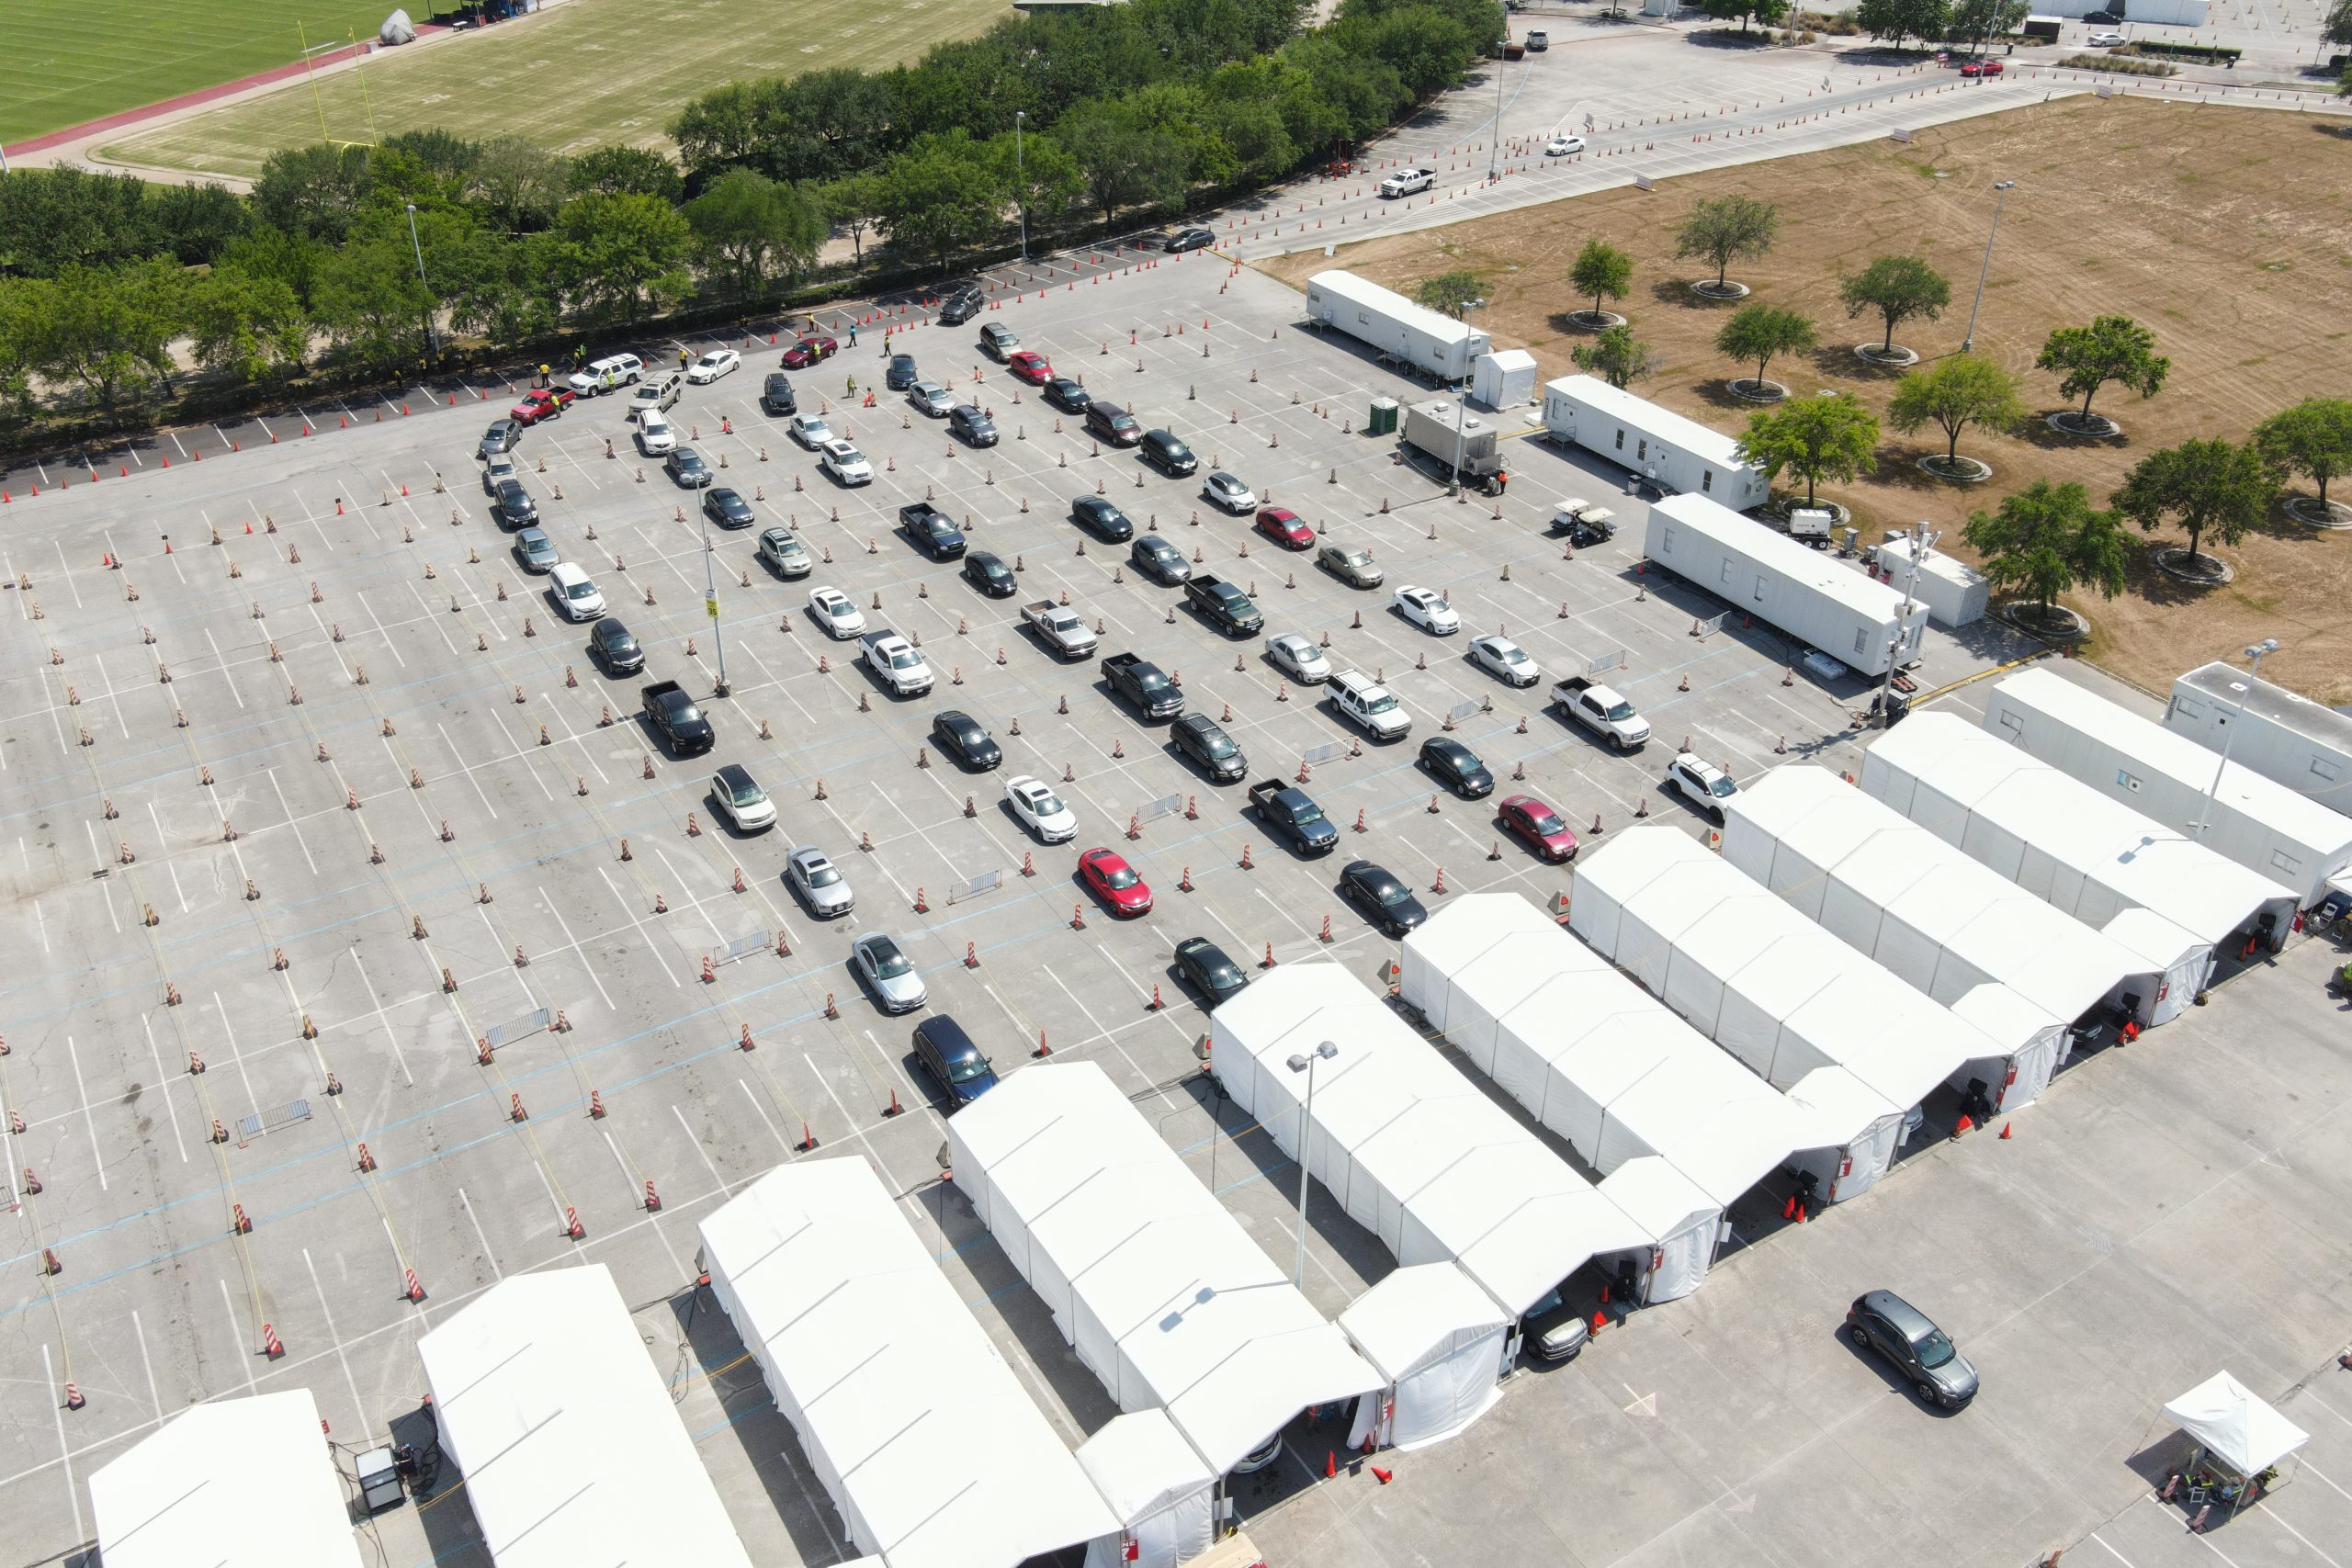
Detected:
[1339,1263,1510,1451]
[1210,962,1638,1320]
[1076,1410,1216,1568]
[1598,1156,1721,1303]
[90,1389,363,1568]
[1985,667,2352,907]
[1861,713,2297,999]
[696,1159,1116,1568]
[945,1061,1379,1474]
[416,1266,754,1568]
[2163,1371,2311,1476]
[1570,829,1996,1116]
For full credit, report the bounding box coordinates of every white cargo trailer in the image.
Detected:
[2167,660,2352,825]
[1871,533,1989,629]
[1305,271,1492,384]
[1646,493,1928,677]
[1983,668,2352,908]
[1538,376,1769,508]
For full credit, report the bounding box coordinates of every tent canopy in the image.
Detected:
[416,1266,754,1568]
[90,1390,363,1568]
[2164,1371,2311,1475]
[1339,1262,1510,1384]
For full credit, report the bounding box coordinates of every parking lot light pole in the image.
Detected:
[2191,638,2277,841]
[1960,180,2016,354]
[1450,299,1483,499]
[1875,522,1934,727]
[702,517,730,697]
[403,203,438,360]
[1284,1043,1338,1289]
[1015,111,1028,265]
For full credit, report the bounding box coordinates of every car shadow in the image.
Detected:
[1834,1324,1966,1416]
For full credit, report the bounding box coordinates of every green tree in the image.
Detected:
[252,143,378,244]
[1736,392,1880,506]
[2035,315,2168,426]
[1713,303,1816,390]
[571,146,686,205]
[987,130,1087,237]
[2111,438,2276,566]
[1949,0,2029,52]
[148,183,251,267]
[2326,0,2352,44]
[1699,0,1792,33]
[1412,270,1487,317]
[1962,480,2132,619]
[1569,239,1633,323]
[1839,255,1950,355]
[819,174,888,266]
[186,265,307,383]
[1675,195,1780,290]
[1571,324,1658,389]
[34,260,185,419]
[876,134,1009,265]
[0,276,45,419]
[1854,0,1951,47]
[311,239,433,373]
[1886,355,2025,467]
[684,168,826,301]
[671,82,765,178]
[0,167,162,277]
[2254,397,2352,509]
[469,137,573,233]
[1058,99,1191,220]
[550,191,694,320]
[442,231,563,353]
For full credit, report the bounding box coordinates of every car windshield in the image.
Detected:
[1292,800,1325,825]
[837,447,864,463]
[1165,441,1192,458]
[1429,596,1452,614]
[1031,791,1066,816]
[1377,882,1412,906]
[604,628,636,649]
[1102,865,1139,889]
[1531,810,1566,835]
[672,701,702,724]
[1136,670,1167,690]
[825,601,854,617]
[1914,1328,1957,1369]
[726,776,764,805]
[889,649,921,669]
[1204,733,1236,757]
[1706,775,1736,797]
[805,863,840,887]
[947,1052,991,1083]
[872,944,912,978]
[1364,694,1396,714]
[1343,550,1371,566]
[1602,699,1636,721]
[567,581,596,601]
[1498,645,1527,663]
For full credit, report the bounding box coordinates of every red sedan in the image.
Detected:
[1007,350,1054,385]
[510,387,575,425]
[782,335,839,369]
[1079,847,1154,917]
[1498,795,1579,863]
[1959,58,2004,76]
[1255,506,1316,550]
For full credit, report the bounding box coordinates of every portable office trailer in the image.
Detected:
[1871,533,1989,629]
[1646,493,1928,676]
[1860,712,2298,994]
[1978,668,2352,908]
[1402,399,1502,481]
[1305,270,1492,383]
[1539,375,1770,508]
[2167,661,2352,823]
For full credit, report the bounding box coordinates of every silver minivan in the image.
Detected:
[629,370,684,415]
[548,562,605,622]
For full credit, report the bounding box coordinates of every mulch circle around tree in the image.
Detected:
[1996,601,2090,643]
[1566,310,1627,332]
[2046,411,2120,439]
[1727,378,1788,403]
[1853,344,1919,368]
[1916,454,1993,484]
[2150,546,2234,586]
[2283,495,2352,531]
[1688,280,1751,301]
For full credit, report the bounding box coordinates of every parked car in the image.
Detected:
[938,285,985,326]
[1469,634,1542,687]
[703,487,755,528]
[1072,495,1135,542]
[1521,1287,1590,1362]
[1043,377,1092,414]
[1140,429,1197,477]
[1544,134,1584,155]
[761,372,797,414]
[511,526,558,573]
[962,550,1018,597]
[787,412,833,448]
[1498,795,1579,863]
[588,616,644,675]
[1264,632,1331,684]
[931,709,1003,771]
[1165,226,1217,254]
[909,380,956,417]
[1846,1291,1979,1409]
[1173,937,1249,1005]
[1007,350,1053,385]
[2086,28,2125,44]
[1202,471,1257,513]
[1131,534,1191,585]
[852,932,928,1014]
[1170,713,1248,783]
[1005,774,1078,843]
[1317,541,1382,588]
[1665,752,1738,820]
[666,447,713,488]
[884,354,920,391]
[786,846,854,917]
[510,387,573,425]
[1255,507,1315,550]
[757,525,812,578]
[492,479,538,529]
[912,1016,997,1108]
[808,586,866,639]
[479,419,523,458]
[1393,584,1461,634]
[1340,859,1428,935]
[1420,737,1494,798]
[781,334,838,368]
[1080,847,1153,917]
[709,762,776,831]
[686,348,741,383]
[979,321,1021,359]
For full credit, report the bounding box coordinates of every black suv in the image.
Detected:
[1140,429,1197,477]
[1085,401,1143,446]
[1044,377,1091,415]
[1170,714,1247,783]
[949,404,999,447]
[1130,534,1190,586]
[937,286,985,326]
[1072,495,1134,543]
[761,372,797,415]
[962,551,1017,597]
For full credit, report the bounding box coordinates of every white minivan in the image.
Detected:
[548,562,605,622]
[570,353,644,395]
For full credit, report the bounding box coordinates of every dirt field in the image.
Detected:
[1264,96,2352,703]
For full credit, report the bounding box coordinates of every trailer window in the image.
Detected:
[1853,628,1868,657]
[2114,769,2142,793]
[1613,429,1624,451]
[1720,559,1733,584]
[1636,439,1648,462]
[1753,575,1767,602]
[1702,470,1713,492]
[2312,757,2341,784]
[1996,711,2023,741]
[1659,525,1675,550]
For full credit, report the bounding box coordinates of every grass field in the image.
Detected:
[1267,97,2352,702]
[2,1,395,144]
[97,0,1011,178]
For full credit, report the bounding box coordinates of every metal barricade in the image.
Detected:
[945,869,1005,906]
[481,1007,551,1051]
[236,1099,312,1146]
[715,931,772,968]
[1139,792,1186,823]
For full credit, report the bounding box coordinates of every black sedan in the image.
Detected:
[1420,737,1495,799]
[492,479,538,529]
[1072,495,1134,543]
[666,447,713,488]
[931,709,1003,771]
[1131,534,1191,586]
[962,550,1018,597]
[761,372,797,414]
[1174,938,1249,1007]
[1340,860,1429,936]
[1044,377,1091,414]
[885,353,920,391]
[703,487,755,528]
[949,404,999,447]
[589,617,644,675]
[1170,713,1247,783]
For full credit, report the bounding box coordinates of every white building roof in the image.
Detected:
[2177,660,2352,751]
[1544,374,1748,466]
[416,1266,754,1568]
[1309,270,1484,351]
[1338,1262,1510,1385]
[90,1390,363,1568]
[1072,1410,1214,1534]
[944,1062,1378,1473]
[1652,491,1918,626]
[697,1160,1117,1568]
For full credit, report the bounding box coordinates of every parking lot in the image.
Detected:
[3,246,2344,1568]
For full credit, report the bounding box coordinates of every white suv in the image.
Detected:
[569,353,643,395]
[635,412,677,455]
[1666,752,1738,820]
[1329,669,1411,742]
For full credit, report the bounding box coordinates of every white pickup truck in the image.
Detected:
[860,630,934,697]
[1021,599,1098,660]
[1552,675,1651,750]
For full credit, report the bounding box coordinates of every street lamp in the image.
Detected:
[1283,1043,1338,1290]
[1489,48,1507,182]
[1014,111,1028,265]
[2190,638,2277,841]
[699,516,731,696]
[403,202,438,361]
[1875,522,1935,728]
[1959,180,2016,354]
[1450,298,1483,500]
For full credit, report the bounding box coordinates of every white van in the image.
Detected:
[570,353,643,395]
[548,562,605,622]
[628,370,684,415]
[634,412,677,455]
[1377,167,1433,198]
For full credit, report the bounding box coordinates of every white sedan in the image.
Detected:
[1544,135,1586,157]
[2086,29,2125,44]
[819,439,873,486]
[686,348,741,384]
[808,586,866,639]
[1469,634,1542,687]
[1202,471,1258,513]
[1004,774,1078,844]
[1393,585,1461,635]
[1264,632,1331,684]
[787,412,833,449]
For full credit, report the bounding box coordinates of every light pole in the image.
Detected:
[1959,179,2015,354]
[1014,110,1028,265]
[1284,1043,1338,1290]
[1489,39,1508,181]
[1450,298,1483,500]
[403,202,438,360]
[1875,522,1934,728]
[2190,638,2276,841]
[701,516,730,696]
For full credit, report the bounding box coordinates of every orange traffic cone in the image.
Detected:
[1998,1122,2012,1139]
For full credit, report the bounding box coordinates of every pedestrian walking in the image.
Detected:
[846,374,857,398]
[849,320,859,346]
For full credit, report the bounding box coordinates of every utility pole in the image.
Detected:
[1875,522,1934,727]
[1014,111,1028,265]
[702,517,730,697]
[1960,180,2016,354]
[2190,639,2277,841]
[403,203,438,360]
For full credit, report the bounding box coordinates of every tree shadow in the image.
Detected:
[2013,407,2134,455]
[1684,27,1778,50]
[1801,342,1886,382]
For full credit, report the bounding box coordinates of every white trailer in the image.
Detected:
[1871,533,1989,629]
[1983,667,2352,908]
[1646,492,1928,677]
[1538,375,1769,508]
[1305,271,1491,384]
[2168,660,2352,826]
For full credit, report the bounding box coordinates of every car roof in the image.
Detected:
[517,526,549,543]
[915,1015,979,1055]
[1425,736,1470,757]
[716,762,755,787]
[1860,1290,1938,1337]
[789,845,830,866]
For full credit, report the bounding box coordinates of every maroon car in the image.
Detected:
[1498,795,1579,863]
[1255,506,1316,550]
[781,335,839,369]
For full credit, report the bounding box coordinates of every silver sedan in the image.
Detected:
[852,932,927,1013]
[786,846,854,917]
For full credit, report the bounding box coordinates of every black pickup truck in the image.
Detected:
[899,501,967,561]
[641,680,714,755]
[1184,575,1263,637]
[1247,777,1339,855]
[1102,652,1183,720]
